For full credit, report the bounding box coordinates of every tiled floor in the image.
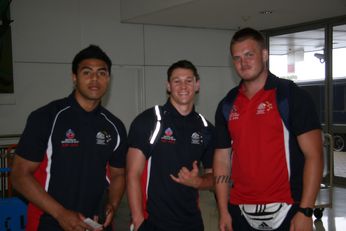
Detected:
[318,151,346,231]
[314,186,346,231]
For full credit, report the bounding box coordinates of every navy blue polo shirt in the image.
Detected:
[16,92,127,228]
[128,101,215,231]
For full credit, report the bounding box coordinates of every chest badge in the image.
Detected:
[61,129,80,147]
[230,105,240,120]
[256,101,273,115]
[191,132,203,145]
[160,127,176,144]
[96,131,112,145]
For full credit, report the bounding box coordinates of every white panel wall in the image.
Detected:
[143,66,168,109]
[195,67,238,123]
[0,0,237,136]
[144,25,232,66]
[0,63,72,134]
[80,0,144,66]
[11,0,81,63]
[103,67,144,130]
[11,0,144,65]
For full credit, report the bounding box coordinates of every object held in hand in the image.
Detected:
[84,217,103,229]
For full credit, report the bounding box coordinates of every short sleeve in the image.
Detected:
[108,119,128,168]
[128,109,156,159]
[214,101,232,149]
[16,109,52,162]
[290,84,322,136]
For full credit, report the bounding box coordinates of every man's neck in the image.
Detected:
[241,71,268,99]
[74,93,100,112]
[169,99,193,116]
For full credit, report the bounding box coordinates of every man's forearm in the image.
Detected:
[300,154,324,208]
[127,174,145,226]
[196,172,214,190]
[11,173,65,219]
[109,174,126,211]
[215,179,231,213]
[213,148,232,214]
[297,129,324,208]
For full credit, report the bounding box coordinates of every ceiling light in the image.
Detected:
[260,10,273,15]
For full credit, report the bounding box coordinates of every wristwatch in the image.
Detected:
[297,207,313,217]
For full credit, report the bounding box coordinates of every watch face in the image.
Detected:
[306,208,313,216]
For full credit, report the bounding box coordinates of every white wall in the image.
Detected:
[0,0,238,136]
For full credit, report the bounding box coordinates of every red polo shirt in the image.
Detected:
[229,87,293,204]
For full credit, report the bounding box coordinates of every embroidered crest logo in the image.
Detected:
[160,128,176,144]
[191,132,202,145]
[96,131,111,145]
[61,129,80,147]
[230,105,240,120]
[256,101,273,115]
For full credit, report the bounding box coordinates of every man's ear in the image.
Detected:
[262,49,269,62]
[166,81,171,94]
[72,74,77,86]
[195,80,200,93]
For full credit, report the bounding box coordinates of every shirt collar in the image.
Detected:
[163,99,196,118]
[68,91,102,115]
[237,72,279,92]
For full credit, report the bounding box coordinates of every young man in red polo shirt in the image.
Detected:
[213,28,323,231]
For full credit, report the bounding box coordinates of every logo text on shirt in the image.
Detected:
[61,129,80,147]
[160,127,176,144]
[96,131,112,145]
[229,105,240,120]
[191,132,203,145]
[256,101,273,115]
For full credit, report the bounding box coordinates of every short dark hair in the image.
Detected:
[72,45,112,75]
[167,60,200,81]
[230,27,266,54]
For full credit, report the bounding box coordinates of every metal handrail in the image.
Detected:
[0,144,17,158]
[0,143,17,198]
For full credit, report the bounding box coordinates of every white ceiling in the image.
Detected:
[120,0,346,55]
[120,0,346,31]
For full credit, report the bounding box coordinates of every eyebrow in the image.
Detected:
[80,66,108,71]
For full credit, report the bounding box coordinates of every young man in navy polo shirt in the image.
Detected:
[11,45,127,231]
[127,60,215,231]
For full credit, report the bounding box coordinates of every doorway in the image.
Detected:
[265,20,346,186]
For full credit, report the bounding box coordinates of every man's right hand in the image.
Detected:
[55,208,93,231]
[219,212,233,231]
[132,217,145,231]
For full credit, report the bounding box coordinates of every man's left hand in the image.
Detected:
[289,211,313,231]
[170,160,201,188]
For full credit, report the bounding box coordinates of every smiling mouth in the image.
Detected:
[89,86,100,91]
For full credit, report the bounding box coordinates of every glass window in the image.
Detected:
[269,29,325,83]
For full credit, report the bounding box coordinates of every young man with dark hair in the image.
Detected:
[127,60,214,231]
[11,45,128,231]
[213,28,324,231]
